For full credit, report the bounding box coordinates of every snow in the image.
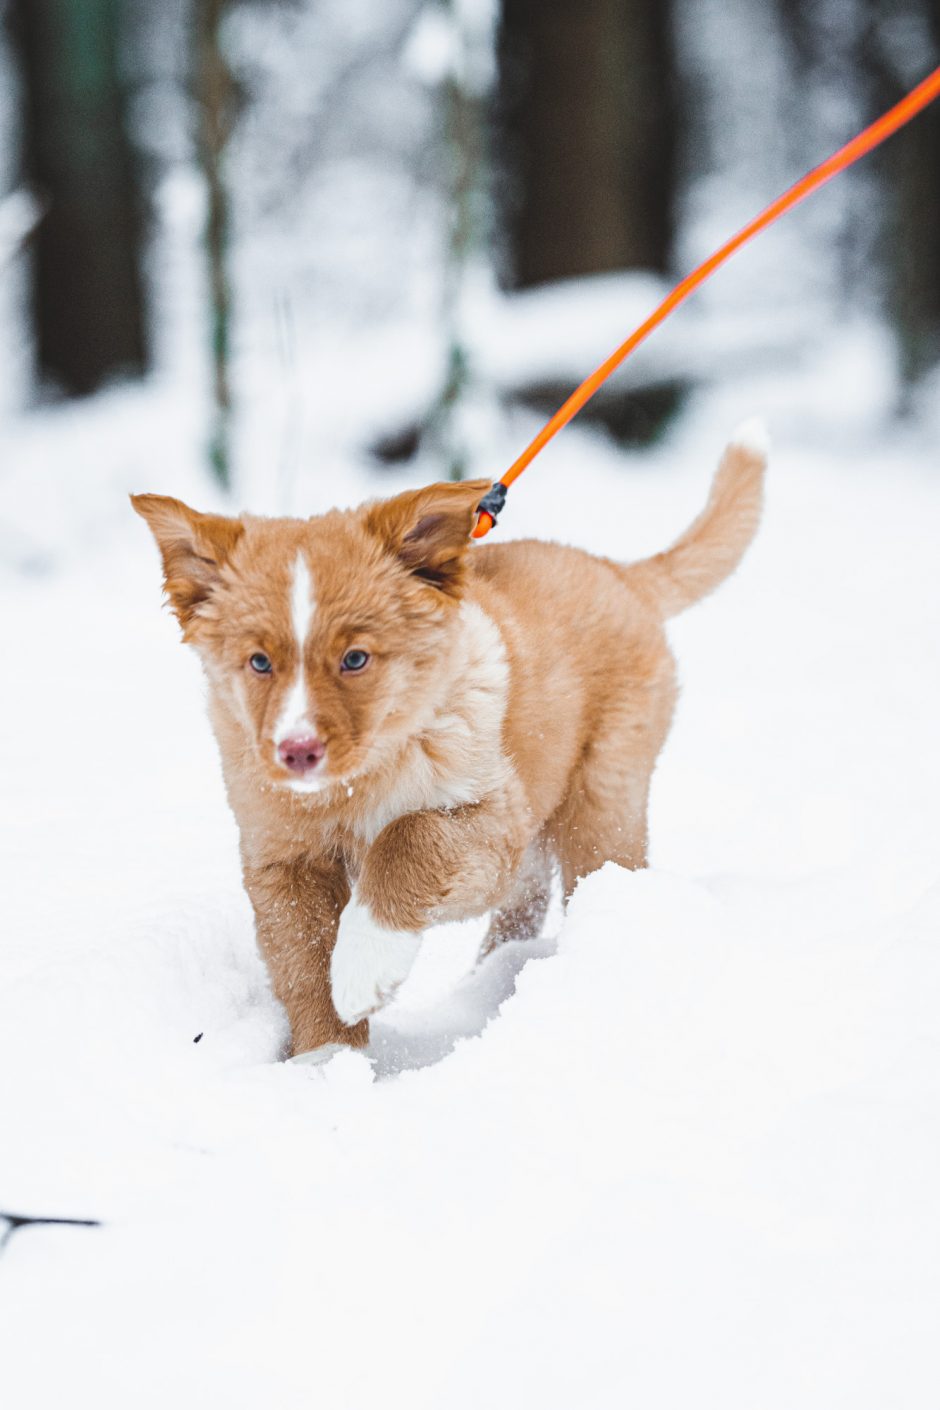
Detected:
[403,8,460,88]
[0,188,41,265]
[729,414,770,454]
[1,363,940,1408]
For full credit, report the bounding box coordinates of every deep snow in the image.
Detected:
[1,341,940,1407]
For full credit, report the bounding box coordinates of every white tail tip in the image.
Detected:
[729,416,771,458]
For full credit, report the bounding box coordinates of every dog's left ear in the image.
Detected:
[131,493,244,632]
[364,478,492,598]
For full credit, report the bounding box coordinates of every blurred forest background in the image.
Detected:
[0,0,938,519]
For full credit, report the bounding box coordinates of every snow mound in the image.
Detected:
[1,862,939,1408]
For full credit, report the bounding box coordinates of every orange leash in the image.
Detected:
[472,63,940,539]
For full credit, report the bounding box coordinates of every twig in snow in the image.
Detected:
[0,1210,101,1256]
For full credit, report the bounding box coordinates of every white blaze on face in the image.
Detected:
[274,552,316,749]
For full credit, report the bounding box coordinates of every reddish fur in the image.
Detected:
[132,435,765,1056]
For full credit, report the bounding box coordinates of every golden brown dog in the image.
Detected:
[133,421,766,1062]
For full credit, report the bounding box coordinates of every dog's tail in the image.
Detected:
[621,419,768,619]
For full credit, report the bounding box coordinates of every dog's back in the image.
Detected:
[464,420,768,853]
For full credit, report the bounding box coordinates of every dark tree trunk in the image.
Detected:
[780,0,940,384]
[193,0,236,488]
[497,0,679,288]
[10,0,148,397]
[882,0,940,382]
[849,0,940,383]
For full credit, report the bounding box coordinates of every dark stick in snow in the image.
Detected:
[0,1210,101,1255]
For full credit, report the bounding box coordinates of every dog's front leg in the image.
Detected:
[243,858,369,1059]
[331,794,529,1026]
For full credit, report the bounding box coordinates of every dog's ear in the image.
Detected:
[131,494,244,630]
[364,479,492,598]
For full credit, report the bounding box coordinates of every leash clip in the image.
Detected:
[474,482,508,537]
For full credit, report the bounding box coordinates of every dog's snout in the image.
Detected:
[277,735,326,774]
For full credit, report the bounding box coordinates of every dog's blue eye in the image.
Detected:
[249,652,273,675]
[341,649,370,673]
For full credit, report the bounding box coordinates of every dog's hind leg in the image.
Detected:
[551,658,677,900]
[479,841,552,957]
[554,776,651,901]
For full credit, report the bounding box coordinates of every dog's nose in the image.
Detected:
[277,735,326,774]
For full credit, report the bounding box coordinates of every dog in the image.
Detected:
[132,420,766,1062]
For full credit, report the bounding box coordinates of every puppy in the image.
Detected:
[133,421,766,1061]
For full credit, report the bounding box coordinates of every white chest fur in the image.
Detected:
[352,599,511,844]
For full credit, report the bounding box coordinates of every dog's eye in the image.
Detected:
[249,652,273,675]
[341,649,370,673]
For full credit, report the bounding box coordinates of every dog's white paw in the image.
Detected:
[330,890,421,1025]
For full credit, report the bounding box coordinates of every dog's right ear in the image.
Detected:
[131,494,244,632]
[363,478,492,599]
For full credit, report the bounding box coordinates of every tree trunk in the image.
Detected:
[885,0,940,383]
[497,0,678,288]
[426,0,492,482]
[843,0,940,384]
[10,0,148,397]
[193,0,236,488]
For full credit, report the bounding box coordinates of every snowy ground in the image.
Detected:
[1,349,940,1408]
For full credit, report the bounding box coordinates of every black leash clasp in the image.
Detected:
[476,481,508,529]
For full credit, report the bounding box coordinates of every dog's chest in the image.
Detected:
[348,736,485,845]
[349,600,512,845]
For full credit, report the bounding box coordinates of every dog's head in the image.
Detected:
[132,479,491,793]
